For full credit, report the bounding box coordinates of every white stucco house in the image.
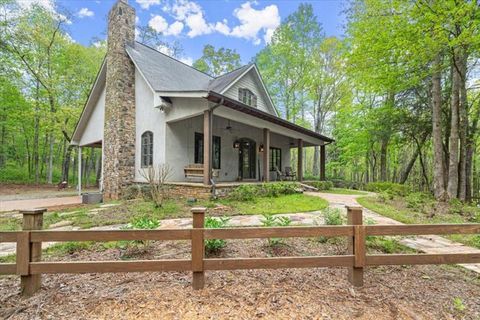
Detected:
[71,0,333,199]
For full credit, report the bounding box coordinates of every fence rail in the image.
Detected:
[0,206,479,296]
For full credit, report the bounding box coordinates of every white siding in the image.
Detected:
[79,87,105,146]
[223,69,274,115]
[134,68,167,182]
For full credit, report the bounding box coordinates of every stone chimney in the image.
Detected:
[103,0,136,200]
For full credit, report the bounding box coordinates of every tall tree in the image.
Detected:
[193,44,241,77]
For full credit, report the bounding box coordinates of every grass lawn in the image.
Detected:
[219,193,328,215]
[318,188,367,195]
[357,196,480,249]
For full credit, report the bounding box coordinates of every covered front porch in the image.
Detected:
[165,95,330,186]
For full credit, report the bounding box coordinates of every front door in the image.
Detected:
[238,139,256,180]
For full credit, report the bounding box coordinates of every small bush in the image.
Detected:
[322,207,343,225]
[205,216,230,253]
[365,182,410,196]
[330,179,364,190]
[377,191,393,203]
[122,215,160,249]
[261,213,292,246]
[122,185,142,200]
[229,182,300,201]
[405,192,433,210]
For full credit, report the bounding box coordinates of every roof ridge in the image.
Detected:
[133,41,213,79]
[214,63,253,79]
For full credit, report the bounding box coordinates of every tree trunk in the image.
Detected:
[431,54,447,200]
[380,138,388,181]
[458,51,468,201]
[33,82,40,184]
[447,55,461,199]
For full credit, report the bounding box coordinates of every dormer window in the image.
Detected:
[238,88,257,108]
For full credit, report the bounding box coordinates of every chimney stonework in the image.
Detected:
[103,0,136,200]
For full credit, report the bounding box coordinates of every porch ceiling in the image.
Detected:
[206,92,334,146]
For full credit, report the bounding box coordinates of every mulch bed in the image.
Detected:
[1,238,479,319]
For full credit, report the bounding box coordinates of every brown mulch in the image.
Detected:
[1,238,479,319]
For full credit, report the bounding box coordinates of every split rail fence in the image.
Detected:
[1,207,479,296]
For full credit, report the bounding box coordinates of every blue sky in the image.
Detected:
[53,0,346,64]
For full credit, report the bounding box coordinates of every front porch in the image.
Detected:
[165,102,329,186]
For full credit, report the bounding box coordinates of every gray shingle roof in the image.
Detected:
[126,42,213,92]
[208,64,252,93]
[126,42,254,94]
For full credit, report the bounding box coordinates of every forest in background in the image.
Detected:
[0,0,479,202]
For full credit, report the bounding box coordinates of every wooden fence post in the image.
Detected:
[347,206,364,287]
[19,208,46,296]
[191,207,205,290]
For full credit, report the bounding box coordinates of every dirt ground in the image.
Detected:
[1,238,479,319]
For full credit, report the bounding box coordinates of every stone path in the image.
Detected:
[306,192,480,274]
[0,196,82,212]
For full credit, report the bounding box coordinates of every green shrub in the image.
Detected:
[405,192,433,210]
[306,181,333,191]
[322,207,343,225]
[330,179,364,190]
[229,182,300,201]
[204,216,230,253]
[377,191,393,203]
[122,215,160,249]
[122,185,142,200]
[260,213,292,246]
[365,182,410,196]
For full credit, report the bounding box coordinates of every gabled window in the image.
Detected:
[194,132,221,169]
[238,88,257,108]
[270,147,281,172]
[141,131,153,167]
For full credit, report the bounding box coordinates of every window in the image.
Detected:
[238,88,257,108]
[270,147,281,172]
[141,131,153,167]
[194,133,221,169]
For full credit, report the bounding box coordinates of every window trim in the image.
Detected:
[238,88,257,108]
[141,131,153,168]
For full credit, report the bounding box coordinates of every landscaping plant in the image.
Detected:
[121,215,160,250]
[318,207,343,243]
[260,213,292,246]
[204,216,230,253]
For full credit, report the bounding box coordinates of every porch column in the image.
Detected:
[263,128,270,182]
[297,139,303,182]
[320,144,326,181]
[203,110,212,185]
[78,146,82,195]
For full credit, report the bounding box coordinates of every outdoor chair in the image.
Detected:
[285,167,296,181]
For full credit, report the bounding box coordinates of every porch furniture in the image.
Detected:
[184,164,220,181]
[274,166,286,181]
[184,164,204,179]
[285,166,296,181]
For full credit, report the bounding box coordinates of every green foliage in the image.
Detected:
[365,182,410,197]
[366,237,409,254]
[261,213,292,246]
[193,44,241,77]
[453,297,466,313]
[405,192,434,210]
[122,215,160,249]
[228,182,300,201]
[204,216,230,253]
[322,207,343,225]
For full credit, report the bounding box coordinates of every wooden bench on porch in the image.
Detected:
[184,164,204,179]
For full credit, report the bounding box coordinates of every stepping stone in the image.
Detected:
[100,203,120,208]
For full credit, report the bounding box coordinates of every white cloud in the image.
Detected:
[136,0,161,10]
[149,15,168,33]
[214,20,230,35]
[170,0,201,20]
[149,15,184,36]
[230,2,280,45]
[157,44,175,56]
[185,12,212,37]
[77,7,94,18]
[165,20,184,36]
[16,0,71,24]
